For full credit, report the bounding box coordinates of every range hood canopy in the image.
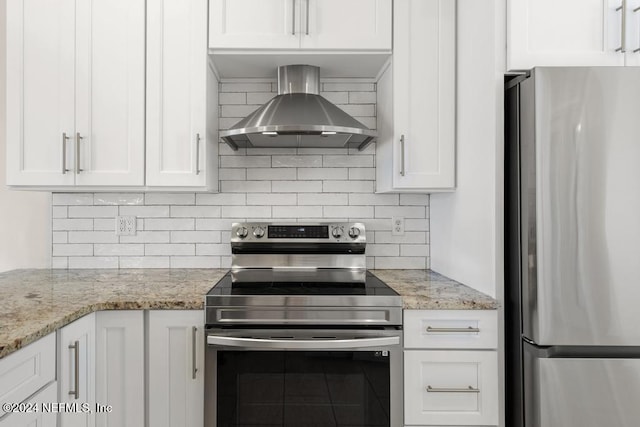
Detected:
[219,65,376,151]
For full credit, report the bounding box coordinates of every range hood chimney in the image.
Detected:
[219,65,376,151]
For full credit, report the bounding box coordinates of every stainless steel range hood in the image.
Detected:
[219,65,376,151]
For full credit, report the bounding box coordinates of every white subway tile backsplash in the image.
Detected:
[50,80,429,269]
[94,193,144,206]
[95,244,144,256]
[68,206,118,218]
[146,244,194,256]
[119,257,170,268]
[297,168,348,180]
[323,206,374,218]
[52,193,93,205]
[120,206,170,218]
[297,193,348,206]
[170,206,221,218]
[247,193,297,206]
[272,181,322,193]
[53,244,93,256]
[53,219,93,231]
[375,206,426,219]
[323,155,373,168]
[145,193,195,205]
[247,168,297,180]
[272,156,322,168]
[171,231,221,244]
[272,206,323,218]
[145,218,194,231]
[69,231,118,244]
[323,181,374,193]
[222,206,271,218]
[120,231,171,244]
[68,257,118,269]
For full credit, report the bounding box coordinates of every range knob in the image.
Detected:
[253,226,265,238]
[348,226,361,239]
[235,226,248,239]
[331,226,343,238]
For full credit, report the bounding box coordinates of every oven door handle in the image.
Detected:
[207,335,400,349]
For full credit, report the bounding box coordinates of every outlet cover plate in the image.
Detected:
[116,216,136,236]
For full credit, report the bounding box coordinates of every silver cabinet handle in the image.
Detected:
[68,340,80,399]
[616,0,627,52]
[400,134,405,176]
[634,6,640,52]
[305,0,310,35]
[426,326,480,333]
[75,133,84,173]
[292,0,296,35]
[195,133,201,175]
[62,133,71,174]
[192,327,198,380]
[208,335,400,350]
[426,385,480,393]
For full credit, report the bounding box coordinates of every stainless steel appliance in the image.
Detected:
[204,222,403,427]
[219,65,376,151]
[505,67,640,427]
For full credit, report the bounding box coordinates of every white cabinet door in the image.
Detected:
[95,311,144,427]
[376,0,456,193]
[209,0,300,49]
[148,311,204,427]
[147,0,219,188]
[5,0,76,186]
[74,0,145,186]
[58,313,95,427]
[301,0,392,50]
[508,0,624,70]
[0,381,58,427]
[404,350,499,426]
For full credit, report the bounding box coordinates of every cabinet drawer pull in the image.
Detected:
[75,132,84,173]
[616,0,627,53]
[426,385,480,393]
[62,133,71,174]
[292,0,296,35]
[195,133,201,175]
[68,340,80,399]
[400,134,405,176]
[426,326,480,333]
[192,326,198,379]
[305,0,310,35]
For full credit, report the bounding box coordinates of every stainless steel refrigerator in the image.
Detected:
[505,67,640,427]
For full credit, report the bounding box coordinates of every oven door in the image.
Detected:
[205,328,403,427]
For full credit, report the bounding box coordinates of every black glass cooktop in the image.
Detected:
[207,271,399,297]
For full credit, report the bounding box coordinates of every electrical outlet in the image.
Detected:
[115,216,136,236]
[391,217,405,236]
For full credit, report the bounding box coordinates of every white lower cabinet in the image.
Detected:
[95,311,144,427]
[0,381,58,427]
[148,310,205,427]
[403,310,498,427]
[57,313,95,427]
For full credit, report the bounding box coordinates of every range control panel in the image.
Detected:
[231,222,366,243]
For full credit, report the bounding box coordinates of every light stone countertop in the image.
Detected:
[0,268,497,359]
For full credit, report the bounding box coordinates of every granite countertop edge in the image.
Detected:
[0,268,498,359]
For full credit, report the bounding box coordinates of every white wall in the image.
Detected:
[0,0,51,272]
[430,0,504,299]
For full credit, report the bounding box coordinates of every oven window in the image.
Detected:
[217,351,390,427]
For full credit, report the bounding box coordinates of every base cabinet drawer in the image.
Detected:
[404,350,498,426]
[0,333,56,411]
[0,380,58,426]
[404,310,497,349]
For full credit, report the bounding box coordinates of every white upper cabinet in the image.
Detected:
[6,0,145,187]
[146,0,219,189]
[508,0,640,69]
[209,0,392,50]
[376,0,456,193]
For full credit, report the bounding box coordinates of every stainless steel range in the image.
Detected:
[204,222,403,427]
